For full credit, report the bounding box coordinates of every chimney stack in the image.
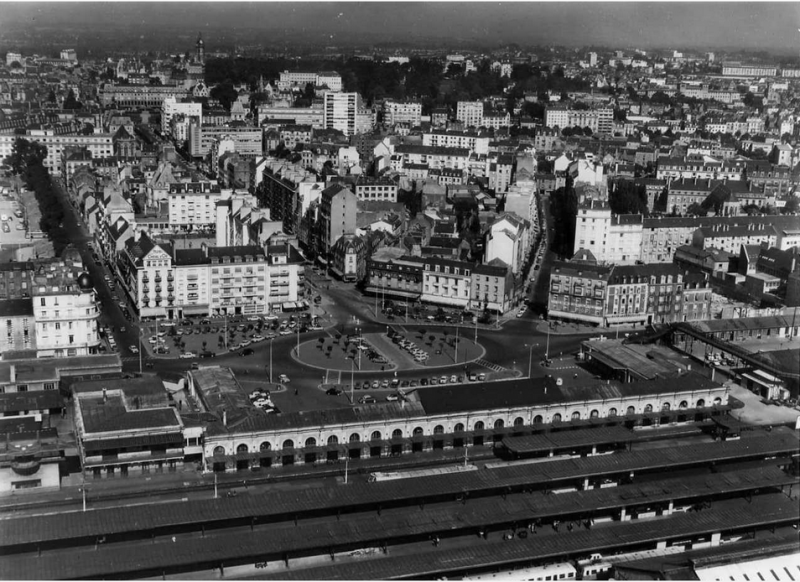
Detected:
[102,387,107,403]
[223,410,227,426]
[9,365,15,383]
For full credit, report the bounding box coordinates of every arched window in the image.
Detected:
[474,421,485,431]
[282,439,294,449]
[571,411,581,420]
[370,431,382,441]
[697,399,705,408]
[259,442,271,452]
[533,415,543,424]
[713,397,722,405]
[662,402,671,411]
[513,417,524,426]
[327,435,339,445]
[413,426,424,436]
[552,413,562,423]
[213,446,226,456]
[433,425,444,434]
[590,409,599,419]
[644,404,653,413]
[236,443,249,454]
[453,423,464,432]
[305,437,317,447]
[626,406,636,415]
[494,419,505,429]
[679,400,688,409]
[349,433,360,442]
[392,429,403,438]
[608,408,617,417]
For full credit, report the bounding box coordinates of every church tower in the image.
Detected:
[196,33,205,64]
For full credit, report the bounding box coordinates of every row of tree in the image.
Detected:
[5,138,71,255]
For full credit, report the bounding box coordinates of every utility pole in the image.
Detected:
[138,332,143,374]
[269,338,273,383]
[545,322,551,360]
[350,359,355,403]
[454,326,459,364]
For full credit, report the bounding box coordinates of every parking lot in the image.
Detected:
[138,312,323,359]
[0,199,28,245]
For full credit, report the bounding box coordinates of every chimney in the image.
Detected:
[9,365,15,383]
[134,228,142,242]
[102,387,107,403]
[223,410,227,426]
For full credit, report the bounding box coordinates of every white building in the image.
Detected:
[0,133,113,177]
[32,261,101,358]
[456,101,484,129]
[162,97,202,134]
[323,92,373,136]
[422,130,490,155]
[484,214,530,275]
[384,101,422,126]
[6,52,22,67]
[573,202,643,265]
[168,182,232,228]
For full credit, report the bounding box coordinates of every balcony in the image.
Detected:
[155,285,162,293]
[167,284,174,292]
[167,273,174,282]
[142,295,150,303]
[155,276,162,284]
[143,285,149,294]
[142,275,149,283]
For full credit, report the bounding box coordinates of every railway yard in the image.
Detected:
[1,422,798,580]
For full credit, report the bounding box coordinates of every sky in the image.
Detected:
[2,2,800,51]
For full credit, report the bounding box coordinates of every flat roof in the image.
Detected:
[502,425,634,454]
[0,354,122,383]
[2,472,795,580]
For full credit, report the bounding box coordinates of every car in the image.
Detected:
[326,387,343,396]
[278,374,290,383]
[247,316,261,322]
[430,378,438,385]
[371,380,380,389]
[400,380,410,388]
[103,275,110,281]
[556,377,563,386]
[15,223,24,230]
[449,375,457,383]
[118,301,126,309]
[358,396,376,404]
[119,326,126,333]
[410,380,419,387]
[191,363,199,370]
[385,394,399,402]
[239,340,251,348]
[381,380,389,388]
[279,329,292,336]
[440,376,448,384]
[179,352,196,359]
[128,345,139,354]
[477,373,486,381]
[420,378,429,386]
[252,335,265,342]
[516,311,525,318]
[240,348,255,356]
[200,351,216,358]
[155,347,170,354]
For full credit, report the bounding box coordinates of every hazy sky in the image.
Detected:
[3,2,800,50]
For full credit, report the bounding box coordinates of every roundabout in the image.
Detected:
[292,330,486,373]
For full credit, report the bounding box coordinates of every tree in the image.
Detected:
[63,89,81,110]
[686,202,707,217]
[782,197,799,215]
[210,82,238,111]
[5,138,47,175]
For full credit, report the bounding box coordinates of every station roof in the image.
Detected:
[502,425,634,454]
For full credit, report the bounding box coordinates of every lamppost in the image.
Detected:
[545,322,551,360]
[525,343,537,378]
[356,327,362,371]
[350,358,355,403]
[268,338,273,383]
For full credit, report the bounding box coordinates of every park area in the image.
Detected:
[296,328,484,372]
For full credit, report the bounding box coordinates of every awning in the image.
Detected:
[83,433,183,453]
[364,286,421,300]
[606,315,648,324]
[182,305,210,316]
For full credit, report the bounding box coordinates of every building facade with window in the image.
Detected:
[199,372,729,472]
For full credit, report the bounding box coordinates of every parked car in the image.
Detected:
[326,387,343,396]
[128,345,139,354]
[385,394,400,402]
[239,348,255,356]
[358,396,376,404]
[278,374,290,383]
[179,352,196,359]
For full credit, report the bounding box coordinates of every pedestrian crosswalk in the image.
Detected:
[474,358,506,373]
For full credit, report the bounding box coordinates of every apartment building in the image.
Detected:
[354,178,398,202]
[391,145,471,173]
[279,125,313,149]
[721,65,778,77]
[384,101,422,126]
[365,253,424,301]
[485,214,530,275]
[317,183,358,258]
[470,263,514,313]
[99,83,190,107]
[548,261,711,327]
[456,101,484,129]
[656,156,743,181]
[422,130,490,155]
[188,123,263,158]
[277,70,342,92]
[258,159,324,235]
[168,182,231,228]
[0,132,113,176]
[323,92,373,136]
[258,103,324,128]
[545,106,613,134]
[416,256,473,308]
[162,97,202,134]
[574,202,643,265]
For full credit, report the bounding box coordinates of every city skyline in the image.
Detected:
[1,2,799,52]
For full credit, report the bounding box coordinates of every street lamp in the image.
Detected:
[350,358,355,403]
[268,338,273,383]
[525,343,537,378]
